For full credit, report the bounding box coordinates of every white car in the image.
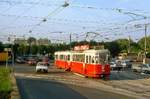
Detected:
[121,60,132,68]
[36,62,48,73]
[132,64,150,74]
[110,62,117,69]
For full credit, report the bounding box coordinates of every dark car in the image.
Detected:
[16,57,26,64]
[27,59,37,66]
[42,57,50,66]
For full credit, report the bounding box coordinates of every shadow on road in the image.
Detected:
[16,77,134,99]
[16,77,87,99]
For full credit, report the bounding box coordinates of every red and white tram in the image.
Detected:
[54,49,111,78]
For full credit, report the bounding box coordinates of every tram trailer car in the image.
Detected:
[54,49,111,78]
[55,51,72,70]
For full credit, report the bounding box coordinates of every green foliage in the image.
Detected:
[31,45,38,55]
[1,37,148,58]
[105,41,121,57]
[130,42,141,53]
[17,44,26,55]
[27,37,36,44]
[0,42,4,52]
[138,36,150,51]
[27,37,36,55]
[38,45,47,55]
[115,39,131,53]
[0,68,12,93]
[89,40,98,46]
[146,52,150,58]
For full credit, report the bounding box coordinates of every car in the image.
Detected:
[27,59,37,66]
[132,65,142,72]
[110,62,117,70]
[121,60,132,68]
[42,57,50,66]
[36,62,48,73]
[16,57,25,64]
[132,64,150,74]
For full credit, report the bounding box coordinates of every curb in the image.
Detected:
[10,74,21,99]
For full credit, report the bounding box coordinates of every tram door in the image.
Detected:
[85,54,93,74]
[84,55,89,74]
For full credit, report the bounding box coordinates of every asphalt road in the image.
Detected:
[14,64,135,99]
[16,77,134,99]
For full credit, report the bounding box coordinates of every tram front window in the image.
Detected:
[95,56,99,64]
[99,53,109,64]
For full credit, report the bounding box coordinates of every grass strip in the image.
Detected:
[0,67,12,99]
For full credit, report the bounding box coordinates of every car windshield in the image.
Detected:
[145,64,150,67]
[110,62,115,65]
[142,64,150,68]
[38,63,47,66]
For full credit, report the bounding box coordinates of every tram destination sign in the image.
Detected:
[74,45,90,51]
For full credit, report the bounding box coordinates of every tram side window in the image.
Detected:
[60,55,62,60]
[65,55,67,61]
[73,55,75,61]
[86,56,88,63]
[73,54,85,62]
[89,56,91,64]
[92,56,95,63]
[80,54,85,62]
[60,55,64,60]
[68,55,70,61]
[73,55,77,61]
[99,53,106,64]
[95,56,99,64]
[55,55,58,60]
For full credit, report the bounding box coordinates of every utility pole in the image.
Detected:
[128,35,131,53]
[143,22,147,64]
[11,42,15,67]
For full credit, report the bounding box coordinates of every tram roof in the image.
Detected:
[55,49,109,54]
[83,49,109,53]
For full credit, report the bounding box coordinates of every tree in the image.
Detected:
[27,37,36,44]
[38,45,47,55]
[105,41,121,57]
[31,45,38,55]
[47,45,55,54]
[13,44,19,58]
[115,39,133,53]
[130,42,141,53]
[17,44,26,56]
[138,36,150,51]
[89,40,97,46]
[27,37,36,55]
[0,42,4,52]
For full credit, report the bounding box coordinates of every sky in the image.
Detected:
[0,0,150,43]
